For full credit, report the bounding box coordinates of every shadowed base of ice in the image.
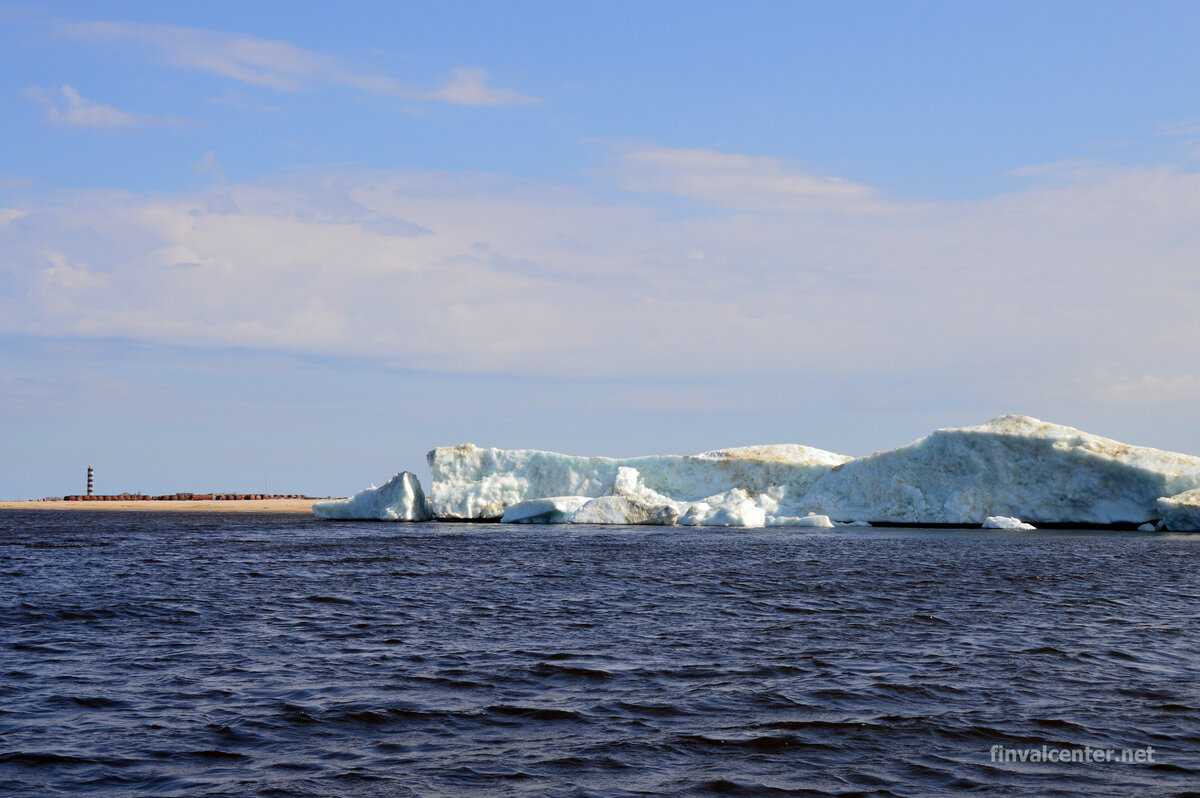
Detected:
[1157,489,1200,531]
[500,496,590,524]
[313,472,431,521]
[983,515,1037,531]
[767,514,835,528]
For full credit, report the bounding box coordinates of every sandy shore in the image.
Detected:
[0,499,331,514]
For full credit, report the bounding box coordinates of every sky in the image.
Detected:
[2,1,1199,498]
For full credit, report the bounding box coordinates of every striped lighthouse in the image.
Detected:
[86,465,94,497]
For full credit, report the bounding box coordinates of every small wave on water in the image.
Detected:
[1,512,1199,796]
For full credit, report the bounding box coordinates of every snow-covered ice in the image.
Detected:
[312,472,431,521]
[797,415,1200,525]
[982,515,1037,531]
[500,496,591,524]
[1157,489,1200,531]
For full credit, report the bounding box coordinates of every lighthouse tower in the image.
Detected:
[86,465,94,497]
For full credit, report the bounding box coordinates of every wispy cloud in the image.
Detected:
[22,84,160,128]
[616,146,885,212]
[60,20,536,107]
[1159,121,1200,138]
[430,67,536,107]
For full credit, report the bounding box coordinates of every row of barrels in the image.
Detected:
[61,493,310,501]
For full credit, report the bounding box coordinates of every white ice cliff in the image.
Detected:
[796,416,1200,526]
[317,415,1200,529]
[312,472,431,521]
[427,443,850,520]
[1157,489,1200,532]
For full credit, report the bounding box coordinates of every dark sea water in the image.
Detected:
[2,512,1199,797]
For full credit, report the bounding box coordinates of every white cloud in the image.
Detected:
[0,208,28,225]
[616,146,886,212]
[60,21,535,107]
[23,84,156,128]
[1,153,1197,394]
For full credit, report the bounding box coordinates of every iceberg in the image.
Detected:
[427,442,850,520]
[1157,489,1200,532]
[982,515,1037,531]
[313,472,431,521]
[797,416,1200,525]
[500,496,591,524]
[321,414,1200,530]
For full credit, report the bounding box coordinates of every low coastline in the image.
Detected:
[0,499,327,513]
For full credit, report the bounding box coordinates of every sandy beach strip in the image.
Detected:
[0,499,333,514]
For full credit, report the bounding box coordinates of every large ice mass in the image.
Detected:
[796,416,1200,526]
[312,471,431,521]
[316,416,1200,529]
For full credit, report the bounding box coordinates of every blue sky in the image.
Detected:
[2,2,1199,497]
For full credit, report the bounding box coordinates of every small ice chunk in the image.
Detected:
[570,496,680,526]
[767,513,835,528]
[679,488,767,528]
[1137,522,1157,532]
[982,515,1037,531]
